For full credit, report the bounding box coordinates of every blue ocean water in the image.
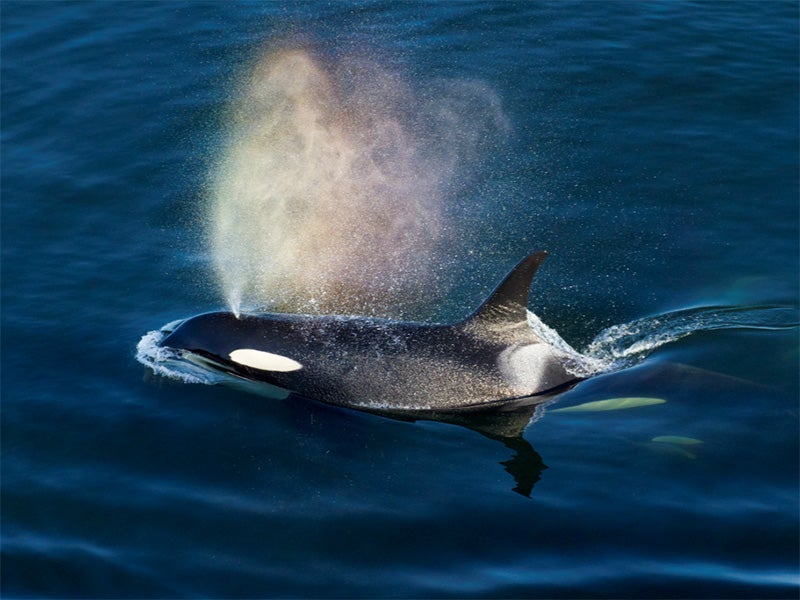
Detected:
[2,1,798,598]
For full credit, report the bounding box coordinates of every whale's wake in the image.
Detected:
[582,305,798,370]
[136,304,798,389]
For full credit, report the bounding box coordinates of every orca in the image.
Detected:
[158,251,583,414]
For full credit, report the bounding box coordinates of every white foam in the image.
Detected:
[578,304,798,374]
[526,310,607,377]
[135,328,213,384]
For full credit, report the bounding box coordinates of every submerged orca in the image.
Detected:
[159,251,583,413]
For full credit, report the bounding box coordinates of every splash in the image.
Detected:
[581,304,798,371]
[208,46,509,317]
[527,305,799,379]
[136,324,219,385]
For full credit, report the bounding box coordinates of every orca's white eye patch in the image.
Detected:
[229,349,302,372]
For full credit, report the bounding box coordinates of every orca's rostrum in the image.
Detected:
[159,251,583,413]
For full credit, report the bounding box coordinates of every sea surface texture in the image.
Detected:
[2,2,798,598]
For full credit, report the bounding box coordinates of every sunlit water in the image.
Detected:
[3,2,798,598]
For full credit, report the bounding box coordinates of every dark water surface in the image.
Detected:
[2,2,798,598]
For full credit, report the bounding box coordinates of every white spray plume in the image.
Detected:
[208,45,509,318]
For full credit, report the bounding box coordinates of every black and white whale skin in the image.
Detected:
[159,251,583,413]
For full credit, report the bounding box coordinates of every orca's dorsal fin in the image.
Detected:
[463,251,548,327]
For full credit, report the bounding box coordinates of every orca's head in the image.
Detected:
[159,311,303,379]
[161,311,242,358]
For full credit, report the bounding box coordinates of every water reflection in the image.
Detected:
[237,387,554,498]
[374,397,556,498]
[499,437,546,498]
